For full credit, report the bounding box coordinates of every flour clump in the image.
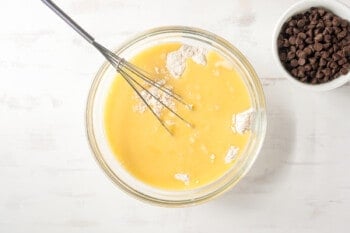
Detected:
[232,108,255,134]
[224,146,239,164]
[174,173,190,185]
[166,45,207,78]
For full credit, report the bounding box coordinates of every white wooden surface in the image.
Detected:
[1,0,350,232]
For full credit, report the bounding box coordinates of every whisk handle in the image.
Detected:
[41,0,95,44]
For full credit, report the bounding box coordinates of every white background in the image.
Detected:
[1,0,350,232]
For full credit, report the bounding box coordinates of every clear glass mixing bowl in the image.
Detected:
[86,26,267,206]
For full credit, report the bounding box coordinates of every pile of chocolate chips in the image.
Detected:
[278,7,350,84]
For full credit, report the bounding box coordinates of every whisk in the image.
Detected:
[42,0,192,134]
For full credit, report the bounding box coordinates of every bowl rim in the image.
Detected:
[86,26,267,207]
[272,0,350,91]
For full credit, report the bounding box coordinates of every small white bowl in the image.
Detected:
[272,0,350,91]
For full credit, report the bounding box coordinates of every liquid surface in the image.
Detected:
[104,43,252,190]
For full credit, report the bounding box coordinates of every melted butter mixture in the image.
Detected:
[104,43,252,190]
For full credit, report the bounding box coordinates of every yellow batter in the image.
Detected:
[104,43,252,190]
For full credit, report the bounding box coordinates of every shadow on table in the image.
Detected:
[214,92,296,206]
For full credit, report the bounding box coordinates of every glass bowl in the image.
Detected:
[86,26,267,206]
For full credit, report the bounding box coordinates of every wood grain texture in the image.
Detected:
[0,0,350,232]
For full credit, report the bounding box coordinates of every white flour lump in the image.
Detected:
[134,44,207,115]
[174,173,190,185]
[166,45,207,78]
[224,146,239,164]
[215,60,234,70]
[232,108,255,134]
[133,79,175,117]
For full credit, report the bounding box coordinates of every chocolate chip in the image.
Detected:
[341,19,349,28]
[310,70,316,77]
[280,52,287,61]
[333,44,339,52]
[305,64,312,71]
[340,38,350,47]
[289,20,297,27]
[297,67,305,77]
[338,30,347,39]
[332,17,340,26]
[277,38,284,48]
[317,23,325,31]
[301,77,308,82]
[296,38,304,45]
[300,51,307,59]
[298,58,306,65]
[338,58,347,66]
[319,58,327,67]
[323,68,331,76]
[287,51,296,60]
[306,29,313,37]
[296,50,302,57]
[336,50,343,56]
[334,27,342,34]
[330,61,338,69]
[321,51,329,58]
[324,34,332,42]
[332,53,341,61]
[340,67,349,75]
[314,28,322,35]
[323,43,331,49]
[305,37,313,44]
[325,20,333,27]
[293,13,303,20]
[314,33,323,41]
[309,57,317,64]
[343,46,350,56]
[290,59,298,67]
[333,72,341,79]
[293,28,300,34]
[289,36,296,45]
[297,19,306,28]
[316,70,324,79]
[286,27,293,35]
[314,43,323,51]
[291,68,298,77]
[298,32,307,40]
[318,8,326,16]
[304,47,312,55]
[324,13,333,20]
[333,67,340,74]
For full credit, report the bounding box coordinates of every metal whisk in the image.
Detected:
[42,0,192,134]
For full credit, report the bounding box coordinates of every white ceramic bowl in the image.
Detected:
[272,0,350,91]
